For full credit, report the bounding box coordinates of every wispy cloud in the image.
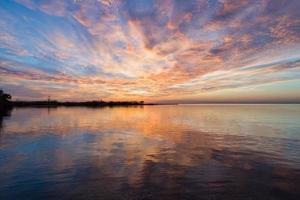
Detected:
[0,0,300,102]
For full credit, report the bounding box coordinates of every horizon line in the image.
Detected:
[10,99,300,105]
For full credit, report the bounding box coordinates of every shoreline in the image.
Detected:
[2,101,299,110]
[10,101,157,108]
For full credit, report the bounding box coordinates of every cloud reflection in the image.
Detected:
[1,106,300,199]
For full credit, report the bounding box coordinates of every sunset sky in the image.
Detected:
[0,0,300,103]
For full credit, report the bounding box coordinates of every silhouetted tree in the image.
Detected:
[0,90,12,135]
[0,90,11,100]
[0,90,12,108]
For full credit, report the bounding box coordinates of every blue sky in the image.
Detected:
[1,0,300,102]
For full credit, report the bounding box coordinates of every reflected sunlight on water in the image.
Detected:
[0,105,300,200]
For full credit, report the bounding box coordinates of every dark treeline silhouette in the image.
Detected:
[0,90,152,108]
[0,90,13,109]
[13,100,150,107]
[0,90,13,134]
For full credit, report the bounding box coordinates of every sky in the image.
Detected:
[0,0,300,103]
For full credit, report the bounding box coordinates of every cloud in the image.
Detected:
[0,0,299,101]
[15,0,67,16]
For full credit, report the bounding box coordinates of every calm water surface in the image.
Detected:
[0,105,300,200]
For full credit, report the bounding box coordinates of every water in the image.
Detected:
[0,105,300,200]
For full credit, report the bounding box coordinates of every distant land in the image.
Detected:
[12,100,155,108]
[1,90,158,110]
[1,90,300,112]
